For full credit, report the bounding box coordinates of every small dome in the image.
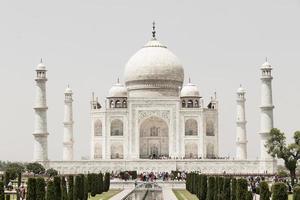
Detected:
[181,82,200,97]
[237,85,245,93]
[37,62,46,70]
[261,61,272,69]
[108,82,127,98]
[65,86,73,94]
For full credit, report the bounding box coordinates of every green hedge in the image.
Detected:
[231,178,237,200]
[53,176,61,200]
[223,177,231,200]
[245,191,253,200]
[67,176,74,200]
[104,172,110,192]
[293,186,300,200]
[36,177,46,200]
[272,182,288,200]
[260,181,271,200]
[206,176,215,200]
[27,177,36,200]
[236,178,247,200]
[46,180,55,200]
[0,181,4,200]
[61,177,68,200]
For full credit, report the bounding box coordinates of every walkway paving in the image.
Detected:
[110,188,134,200]
[162,187,178,200]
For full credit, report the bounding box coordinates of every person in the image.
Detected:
[19,183,26,200]
[7,181,13,191]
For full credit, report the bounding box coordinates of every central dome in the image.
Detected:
[124,38,184,97]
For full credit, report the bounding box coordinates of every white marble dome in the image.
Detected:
[108,82,127,97]
[181,82,200,97]
[65,86,73,94]
[124,38,184,97]
[37,62,46,70]
[261,61,272,68]
[237,85,245,93]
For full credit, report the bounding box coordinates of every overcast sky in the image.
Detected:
[0,0,299,161]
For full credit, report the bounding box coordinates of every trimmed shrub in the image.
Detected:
[5,194,10,200]
[218,177,224,200]
[27,177,36,200]
[245,191,253,200]
[223,177,231,200]
[67,176,74,200]
[206,176,215,200]
[90,174,97,197]
[293,186,300,200]
[53,176,61,200]
[200,174,207,200]
[214,176,219,200]
[46,180,55,200]
[231,178,237,200]
[0,181,4,200]
[87,174,92,193]
[99,173,104,194]
[36,177,46,200]
[259,181,271,200]
[61,177,68,200]
[236,178,247,200]
[272,182,288,200]
[84,176,88,200]
[26,162,45,175]
[104,172,110,192]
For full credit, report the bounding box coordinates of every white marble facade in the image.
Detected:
[90,31,219,161]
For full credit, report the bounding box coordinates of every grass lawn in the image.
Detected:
[173,189,199,200]
[88,189,122,200]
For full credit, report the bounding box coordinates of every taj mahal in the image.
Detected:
[33,23,277,174]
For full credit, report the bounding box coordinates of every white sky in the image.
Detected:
[0,0,299,161]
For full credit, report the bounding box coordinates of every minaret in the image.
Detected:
[63,85,74,161]
[236,85,247,160]
[259,59,274,160]
[33,59,49,161]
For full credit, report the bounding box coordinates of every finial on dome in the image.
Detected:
[40,58,43,63]
[265,57,268,62]
[152,21,156,39]
[117,77,120,84]
[188,77,191,83]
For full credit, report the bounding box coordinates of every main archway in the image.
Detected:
[139,116,169,159]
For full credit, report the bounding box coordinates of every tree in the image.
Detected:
[26,162,45,175]
[206,176,215,200]
[214,176,219,200]
[293,186,300,200]
[46,168,58,177]
[61,177,68,200]
[5,162,24,180]
[231,178,237,200]
[46,180,55,200]
[0,181,4,200]
[67,176,74,200]
[104,172,110,192]
[27,177,36,200]
[272,182,288,200]
[223,177,231,200]
[53,176,62,200]
[236,178,247,200]
[259,181,271,200]
[36,177,46,200]
[265,128,300,185]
